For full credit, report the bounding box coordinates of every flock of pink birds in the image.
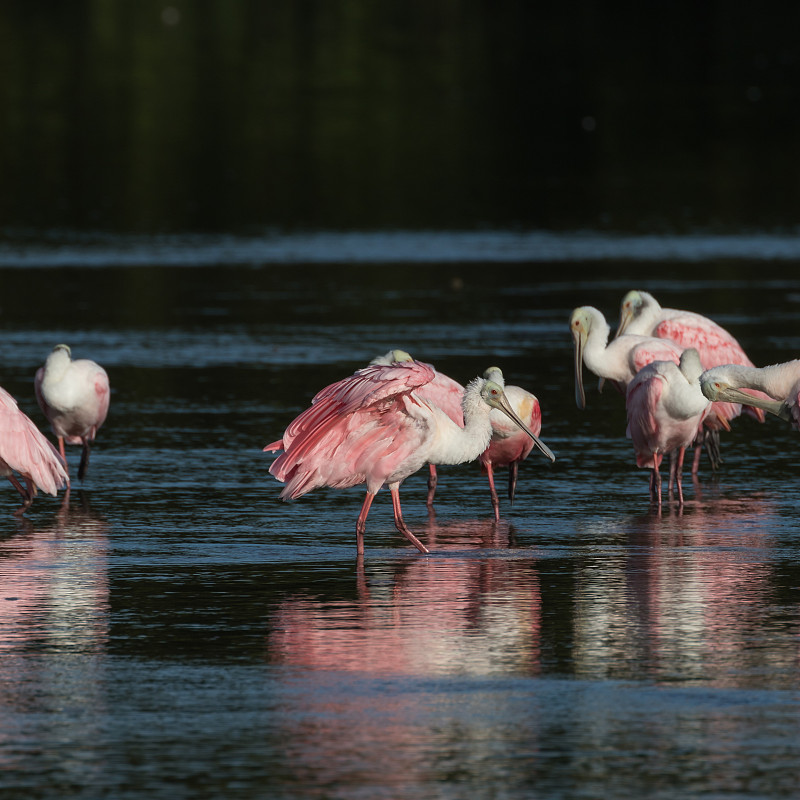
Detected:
[2,290,797,557]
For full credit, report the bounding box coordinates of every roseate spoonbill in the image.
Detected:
[370,350,464,505]
[480,366,543,521]
[34,344,110,480]
[700,360,800,430]
[616,289,767,434]
[265,360,555,555]
[626,348,710,506]
[571,305,684,408]
[0,385,69,514]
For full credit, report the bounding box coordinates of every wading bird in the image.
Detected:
[35,345,110,480]
[625,348,710,506]
[700,360,800,431]
[616,289,766,448]
[1,385,69,514]
[571,305,684,409]
[265,360,555,555]
[370,350,464,506]
[480,366,543,521]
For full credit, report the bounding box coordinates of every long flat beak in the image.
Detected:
[716,386,791,421]
[495,391,556,463]
[573,331,586,409]
[614,307,634,339]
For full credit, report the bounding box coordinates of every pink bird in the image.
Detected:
[370,350,464,506]
[34,345,110,480]
[0,385,69,514]
[700,359,800,431]
[479,366,543,521]
[625,348,710,506]
[265,360,555,555]
[616,289,767,431]
[571,305,686,408]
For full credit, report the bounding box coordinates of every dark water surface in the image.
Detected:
[1,235,799,799]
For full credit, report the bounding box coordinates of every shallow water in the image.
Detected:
[1,235,799,799]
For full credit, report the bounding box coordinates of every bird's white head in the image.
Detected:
[570,306,606,410]
[479,379,555,462]
[370,349,413,366]
[482,366,505,387]
[700,366,790,420]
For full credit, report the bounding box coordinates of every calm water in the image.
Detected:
[0,234,798,799]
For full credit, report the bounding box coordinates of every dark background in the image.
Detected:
[2,1,800,237]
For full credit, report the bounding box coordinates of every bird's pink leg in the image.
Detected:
[485,463,500,522]
[7,475,33,515]
[691,440,702,475]
[650,458,662,507]
[58,436,67,464]
[355,492,376,556]
[675,447,686,506]
[389,484,429,554]
[426,464,438,508]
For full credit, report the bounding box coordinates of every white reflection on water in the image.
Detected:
[573,493,799,688]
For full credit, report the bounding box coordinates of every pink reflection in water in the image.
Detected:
[268,519,541,677]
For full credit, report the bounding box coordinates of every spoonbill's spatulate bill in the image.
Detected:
[701,359,800,430]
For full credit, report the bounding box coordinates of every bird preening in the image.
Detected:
[1,344,109,515]
[265,356,555,555]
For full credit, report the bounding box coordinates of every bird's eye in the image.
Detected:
[491,388,499,396]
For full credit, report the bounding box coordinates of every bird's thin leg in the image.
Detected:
[426,464,438,508]
[691,435,702,475]
[389,483,429,554]
[58,436,67,464]
[652,458,662,507]
[668,452,677,497]
[507,460,519,506]
[355,492,376,556]
[485,463,500,522]
[675,447,686,506]
[78,440,91,481]
[7,475,33,516]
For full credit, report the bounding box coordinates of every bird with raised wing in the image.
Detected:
[625,348,710,506]
[1,385,69,514]
[370,349,464,506]
[35,344,110,480]
[265,360,555,555]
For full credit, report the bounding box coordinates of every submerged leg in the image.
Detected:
[78,439,91,481]
[507,460,519,506]
[485,463,500,522]
[7,474,34,515]
[426,464,438,508]
[389,483,429,554]
[355,492,376,556]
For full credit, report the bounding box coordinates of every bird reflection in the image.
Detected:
[0,491,110,655]
[268,518,541,677]
[573,492,798,687]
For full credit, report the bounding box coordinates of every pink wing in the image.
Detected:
[92,368,111,432]
[414,365,464,427]
[625,369,664,469]
[630,338,683,374]
[0,387,68,496]
[655,316,766,424]
[268,361,436,499]
[655,314,755,368]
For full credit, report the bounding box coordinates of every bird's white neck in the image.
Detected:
[426,377,494,466]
